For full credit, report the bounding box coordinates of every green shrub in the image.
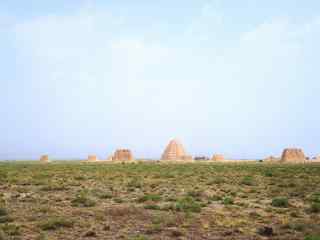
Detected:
[71,192,96,207]
[39,217,74,231]
[271,197,289,208]
[98,192,113,199]
[241,176,254,186]
[0,207,12,224]
[113,198,124,203]
[305,236,320,240]
[0,216,13,224]
[138,194,161,203]
[310,202,320,213]
[264,171,273,177]
[175,197,201,213]
[310,193,320,203]
[222,196,234,205]
[144,204,160,210]
[0,207,7,217]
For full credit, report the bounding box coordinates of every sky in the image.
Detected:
[0,0,320,160]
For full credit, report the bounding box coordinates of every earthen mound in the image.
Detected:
[211,154,225,162]
[112,149,135,162]
[87,155,98,162]
[161,139,193,161]
[280,148,306,163]
[40,155,50,163]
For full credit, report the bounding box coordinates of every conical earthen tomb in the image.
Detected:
[161,139,193,161]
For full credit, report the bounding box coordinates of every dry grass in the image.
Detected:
[0,161,319,239]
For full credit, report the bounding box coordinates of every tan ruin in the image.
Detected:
[161,139,193,162]
[87,155,99,162]
[280,148,306,163]
[109,149,135,163]
[211,154,225,162]
[40,155,50,163]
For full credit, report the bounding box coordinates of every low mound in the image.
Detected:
[211,154,224,162]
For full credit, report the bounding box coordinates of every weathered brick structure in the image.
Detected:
[40,155,50,163]
[280,148,306,163]
[111,149,135,162]
[87,155,98,162]
[161,139,193,161]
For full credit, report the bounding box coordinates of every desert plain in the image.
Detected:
[0,161,320,240]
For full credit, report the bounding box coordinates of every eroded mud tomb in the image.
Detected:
[281,148,306,163]
[110,149,135,162]
[161,139,193,161]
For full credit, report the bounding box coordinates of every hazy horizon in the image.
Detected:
[1,0,320,160]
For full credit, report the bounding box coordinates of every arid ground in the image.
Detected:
[0,162,320,240]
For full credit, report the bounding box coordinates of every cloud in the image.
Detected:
[8,3,320,158]
[185,0,224,41]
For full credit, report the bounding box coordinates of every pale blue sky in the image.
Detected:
[0,0,320,160]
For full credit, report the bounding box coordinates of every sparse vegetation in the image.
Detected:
[305,236,320,240]
[271,197,289,208]
[138,194,162,203]
[222,196,234,205]
[39,217,74,231]
[71,191,96,207]
[1,223,20,236]
[241,176,254,186]
[0,161,319,239]
[0,208,7,217]
[175,196,202,213]
[309,202,320,213]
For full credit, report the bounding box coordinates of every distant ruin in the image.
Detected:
[211,154,225,162]
[161,139,193,161]
[280,148,306,163]
[110,149,135,162]
[87,155,99,162]
[40,155,50,163]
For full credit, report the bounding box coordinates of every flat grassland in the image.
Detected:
[0,162,320,240]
